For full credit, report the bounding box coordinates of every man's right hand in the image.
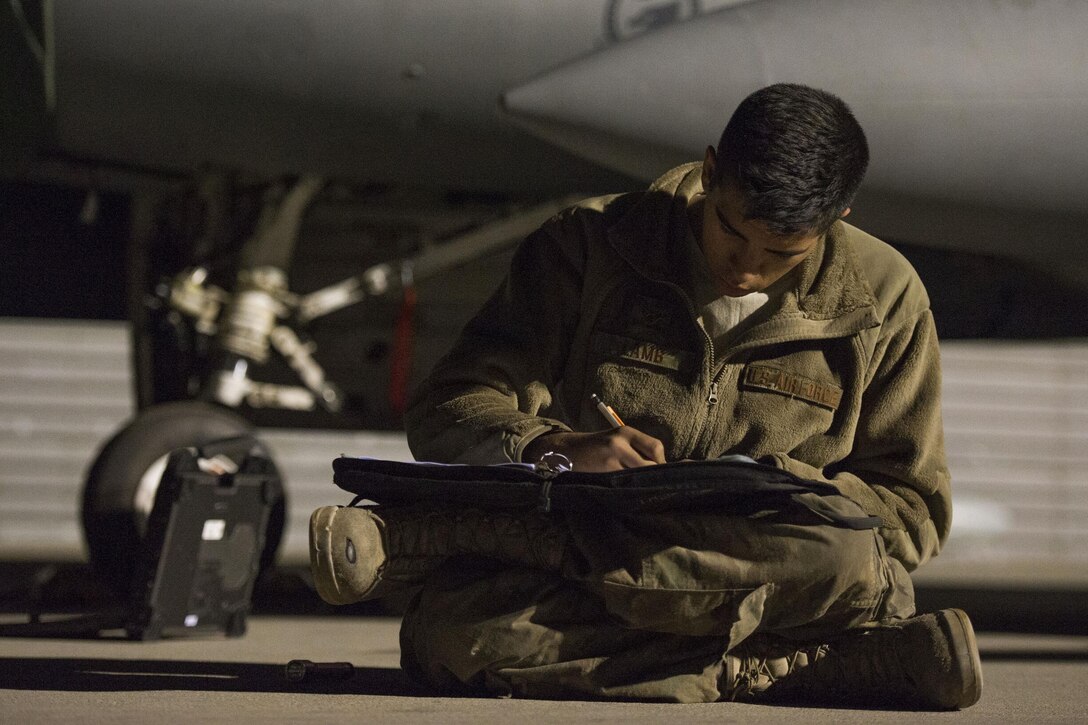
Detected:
[523,428,666,473]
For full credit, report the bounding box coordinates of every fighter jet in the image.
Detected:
[4,0,1086,590]
[10,1,1086,276]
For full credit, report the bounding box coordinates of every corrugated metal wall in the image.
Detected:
[923,341,1088,586]
[0,319,134,558]
[1,318,1085,586]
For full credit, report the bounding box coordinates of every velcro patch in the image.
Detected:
[743,365,843,410]
[627,294,675,333]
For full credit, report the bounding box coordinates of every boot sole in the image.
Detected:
[310,506,383,605]
[309,506,350,604]
[938,608,984,709]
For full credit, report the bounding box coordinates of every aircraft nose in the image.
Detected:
[501,2,1088,216]
[500,11,761,180]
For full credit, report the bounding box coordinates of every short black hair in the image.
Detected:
[713,83,869,235]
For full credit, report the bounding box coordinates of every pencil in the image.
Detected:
[590,393,624,428]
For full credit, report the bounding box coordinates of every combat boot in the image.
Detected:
[723,608,983,710]
[309,505,570,605]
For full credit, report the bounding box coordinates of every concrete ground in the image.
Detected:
[1,565,1087,723]
[0,566,1083,722]
[3,616,1088,724]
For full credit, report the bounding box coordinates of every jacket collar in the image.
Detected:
[605,163,697,290]
[606,162,878,330]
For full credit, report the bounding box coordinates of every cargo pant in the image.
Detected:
[397,494,916,703]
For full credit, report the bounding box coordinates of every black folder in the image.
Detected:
[331,456,881,530]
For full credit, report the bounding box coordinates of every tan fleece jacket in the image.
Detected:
[405,163,950,571]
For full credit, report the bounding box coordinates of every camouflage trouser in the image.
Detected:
[398,496,915,702]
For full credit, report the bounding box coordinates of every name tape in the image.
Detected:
[618,341,684,371]
[743,365,843,410]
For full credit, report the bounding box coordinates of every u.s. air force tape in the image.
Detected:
[742,365,843,410]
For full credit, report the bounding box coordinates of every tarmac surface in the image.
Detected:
[2,566,1087,723]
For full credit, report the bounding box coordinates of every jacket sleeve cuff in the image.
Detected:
[511,423,569,463]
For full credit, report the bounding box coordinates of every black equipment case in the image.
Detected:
[125,437,283,639]
[0,436,282,640]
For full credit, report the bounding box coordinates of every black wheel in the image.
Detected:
[81,401,286,594]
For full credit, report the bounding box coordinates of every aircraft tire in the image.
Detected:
[80,401,286,595]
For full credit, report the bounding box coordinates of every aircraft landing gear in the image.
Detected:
[81,172,577,595]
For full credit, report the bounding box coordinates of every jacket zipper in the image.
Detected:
[691,304,723,407]
[663,280,724,408]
